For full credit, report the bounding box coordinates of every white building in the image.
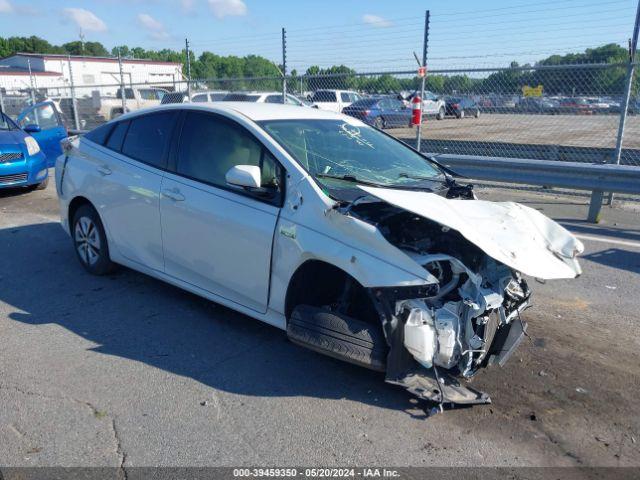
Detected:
[0,53,183,97]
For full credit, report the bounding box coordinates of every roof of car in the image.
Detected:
[119,102,351,122]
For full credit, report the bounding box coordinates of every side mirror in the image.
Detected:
[226,165,261,189]
[23,124,41,133]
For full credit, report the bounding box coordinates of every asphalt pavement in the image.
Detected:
[0,178,638,467]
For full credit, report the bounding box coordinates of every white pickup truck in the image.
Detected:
[91,87,168,122]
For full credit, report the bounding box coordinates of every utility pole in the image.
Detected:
[185,38,192,101]
[589,0,640,221]
[68,55,81,131]
[282,28,287,102]
[118,48,126,113]
[416,10,430,152]
[27,58,36,105]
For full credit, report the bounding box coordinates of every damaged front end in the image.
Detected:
[368,256,530,405]
[345,186,581,405]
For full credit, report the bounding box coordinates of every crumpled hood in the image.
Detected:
[359,186,584,280]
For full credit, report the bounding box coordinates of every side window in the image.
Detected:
[192,94,208,103]
[85,122,114,145]
[139,89,156,100]
[105,121,130,152]
[117,88,135,100]
[121,112,177,168]
[177,112,280,197]
[340,92,351,102]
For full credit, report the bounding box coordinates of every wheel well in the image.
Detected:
[284,260,380,326]
[68,196,93,225]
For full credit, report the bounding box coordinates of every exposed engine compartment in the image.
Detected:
[349,199,532,403]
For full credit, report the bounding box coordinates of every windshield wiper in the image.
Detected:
[315,173,389,188]
[398,172,442,181]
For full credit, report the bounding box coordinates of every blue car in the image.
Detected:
[342,97,412,129]
[0,101,68,190]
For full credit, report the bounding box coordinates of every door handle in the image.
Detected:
[162,188,185,202]
[97,165,112,176]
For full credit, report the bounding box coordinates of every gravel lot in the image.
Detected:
[389,113,640,150]
[0,178,639,468]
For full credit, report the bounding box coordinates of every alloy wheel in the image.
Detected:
[74,216,101,266]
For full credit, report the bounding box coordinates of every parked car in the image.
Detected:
[91,86,169,121]
[517,97,560,113]
[405,91,446,120]
[342,97,412,128]
[221,92,308,107]
[310,89,362,113]
[0,109,49,190]
[559,97,593,115]
[56,103,582,405]
[160,91,229,104]
[445,97,481,119]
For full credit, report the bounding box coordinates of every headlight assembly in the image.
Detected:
[24,136,41,156]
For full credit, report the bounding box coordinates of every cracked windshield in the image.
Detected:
[260,119,442,188]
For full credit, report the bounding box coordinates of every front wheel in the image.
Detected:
[457,110,465,119]
[373,117,385,129]
[72,205,115,275]
[474,109,481,118]
[436,107,445,120]
[34,176,49,190]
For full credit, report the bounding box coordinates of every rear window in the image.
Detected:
[311,91,337,103]
[121,112,178,168]
[84,123,114,145]
[222,93,261,102]
[210,93,227,101]
[105,121,130,151]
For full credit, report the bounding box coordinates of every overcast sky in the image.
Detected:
[0,0,635,71]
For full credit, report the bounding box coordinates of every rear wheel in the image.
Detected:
[457,110,465,119]
[436,107,445,120]
[373,116,385,129]
[72,204,115,275]
[474,109,481,118]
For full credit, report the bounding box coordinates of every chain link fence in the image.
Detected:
[1,4,639,175]
[3,62,639,166]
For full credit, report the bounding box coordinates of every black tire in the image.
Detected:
[373,116,385,129]
[287,305,388,372]
[72,204,115,275]
[35,176,49,190]
[436,106,445,120]
[474,109,481,118]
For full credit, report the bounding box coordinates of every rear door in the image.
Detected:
[160,110,282,313]
[85,111,178,272]
[17,101,67,166]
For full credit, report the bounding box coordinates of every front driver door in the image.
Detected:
[17,102,68,166]
[160,111,282,313]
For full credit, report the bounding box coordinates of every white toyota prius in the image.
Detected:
[56,103,583,405]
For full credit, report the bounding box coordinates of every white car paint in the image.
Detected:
[56,102,582,403]
[359,186,584,280]
[57,103,429,330]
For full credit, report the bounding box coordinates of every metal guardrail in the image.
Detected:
[432,154,640,222]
